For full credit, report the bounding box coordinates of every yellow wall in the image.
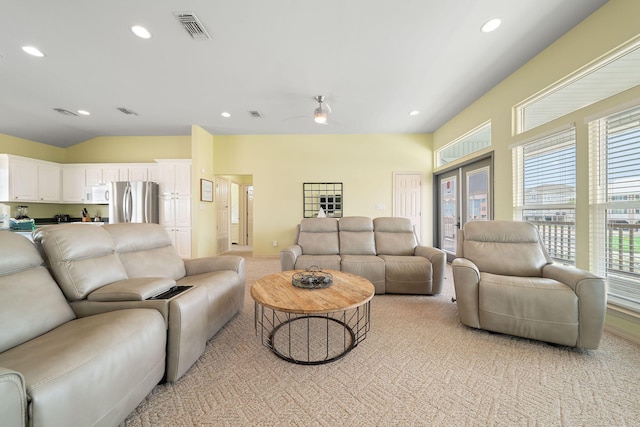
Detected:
[0,134,66,163]
[191,126,216,257]
[65,136,191,163]
[213,133,432,256]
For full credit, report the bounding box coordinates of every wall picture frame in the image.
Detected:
[200,179,213,202]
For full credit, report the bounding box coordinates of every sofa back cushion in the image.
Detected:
[0,231,75,353]
[103,223,186,280]
[297,218,339,255]
[374,217,417,256]
[339,216,376,255]
[33,224,129,301]
[460,220,551,277]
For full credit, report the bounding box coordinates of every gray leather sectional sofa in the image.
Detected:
[281,216,446,295]
[0,223,245,427]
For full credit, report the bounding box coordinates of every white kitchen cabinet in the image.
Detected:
[166,227,192,258]
[0,155,60,202]
[8,157,38,201]
[62,166,86,202]
[156,160,192,257]
[156,160,191,195]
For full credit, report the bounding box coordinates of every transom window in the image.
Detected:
[436,122,491,167]
[515,37,640,133]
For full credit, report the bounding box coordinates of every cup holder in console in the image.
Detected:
[148,286,192,300]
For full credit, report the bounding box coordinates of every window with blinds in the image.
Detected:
[512,127,576,264]
[589,105,640,312]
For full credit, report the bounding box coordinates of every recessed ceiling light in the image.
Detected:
[77,110,91,116]
[481,18,502,33]
[22,46,45,57]
[221,112,231,118]
[131,25,152,39]
[409,110,420,116]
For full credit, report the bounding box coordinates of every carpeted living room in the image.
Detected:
[2,1,640,426]
[123,252,640,426]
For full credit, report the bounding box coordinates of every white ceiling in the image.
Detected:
[0,0,607,148]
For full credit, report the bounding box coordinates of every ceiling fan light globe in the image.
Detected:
[314,108,327,124]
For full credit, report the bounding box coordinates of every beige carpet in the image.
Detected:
[124,255,640,426]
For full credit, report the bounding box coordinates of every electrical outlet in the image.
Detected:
[272,240,278,247]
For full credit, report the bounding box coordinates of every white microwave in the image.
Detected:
[84,184,110,204]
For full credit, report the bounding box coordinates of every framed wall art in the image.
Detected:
[200,179,213,202]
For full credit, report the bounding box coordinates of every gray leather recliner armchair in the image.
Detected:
[452,220,606,349]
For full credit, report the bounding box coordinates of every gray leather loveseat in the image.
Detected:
[33,223,245,383]
[0,230,167,427]
[281,216,446,295]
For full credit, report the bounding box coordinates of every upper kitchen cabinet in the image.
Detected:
[155,159,191,195]
[0,154,61,202]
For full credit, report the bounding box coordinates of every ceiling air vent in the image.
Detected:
[117,107,139,116]
[249,110,263,119]
[53,108,77,116]
[174,11,211,40]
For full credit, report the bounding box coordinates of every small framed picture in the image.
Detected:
[200,179,213,202]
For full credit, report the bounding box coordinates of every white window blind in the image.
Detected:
[589,105,640,311]
[513,128,576,264]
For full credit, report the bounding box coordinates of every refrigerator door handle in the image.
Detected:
[124,184,132,223]
[144,182,150,223]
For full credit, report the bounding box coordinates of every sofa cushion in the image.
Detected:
[478,272,578,346]
[0,309,166,427]
[340,254,385,294]
[339,216,376,255]
[297,218,339,255]
[103,224,187,280]
[462,221,551,277]
[373,217,417,256]
[379,255,433,294]
[0,232,75,353]
[33,224,129,301]
[294,254,341,271]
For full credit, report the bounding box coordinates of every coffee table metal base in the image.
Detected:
[254,302,371,365]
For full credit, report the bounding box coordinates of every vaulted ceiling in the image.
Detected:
[0,0,607,147]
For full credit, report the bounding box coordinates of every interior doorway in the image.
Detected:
[219,175,254,251]
[434,154,493,262]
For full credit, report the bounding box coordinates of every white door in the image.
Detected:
[215,177,230,254]
[393,173,422,242]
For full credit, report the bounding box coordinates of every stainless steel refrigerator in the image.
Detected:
[108,181,159,224]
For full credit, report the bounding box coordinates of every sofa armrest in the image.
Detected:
[414,245,447,294]
[184,256,244,276]
[87,277,176,301]
[543,264,607,349]
[0,367,26,427]
[451,258,481,328]
[280,245,302,271]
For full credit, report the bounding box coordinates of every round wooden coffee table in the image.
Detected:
[251,270,375,365]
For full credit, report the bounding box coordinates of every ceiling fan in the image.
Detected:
[313,95,331,124]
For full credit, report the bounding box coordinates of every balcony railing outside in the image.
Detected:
[528,219,640,305]
[527,220,576,265]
